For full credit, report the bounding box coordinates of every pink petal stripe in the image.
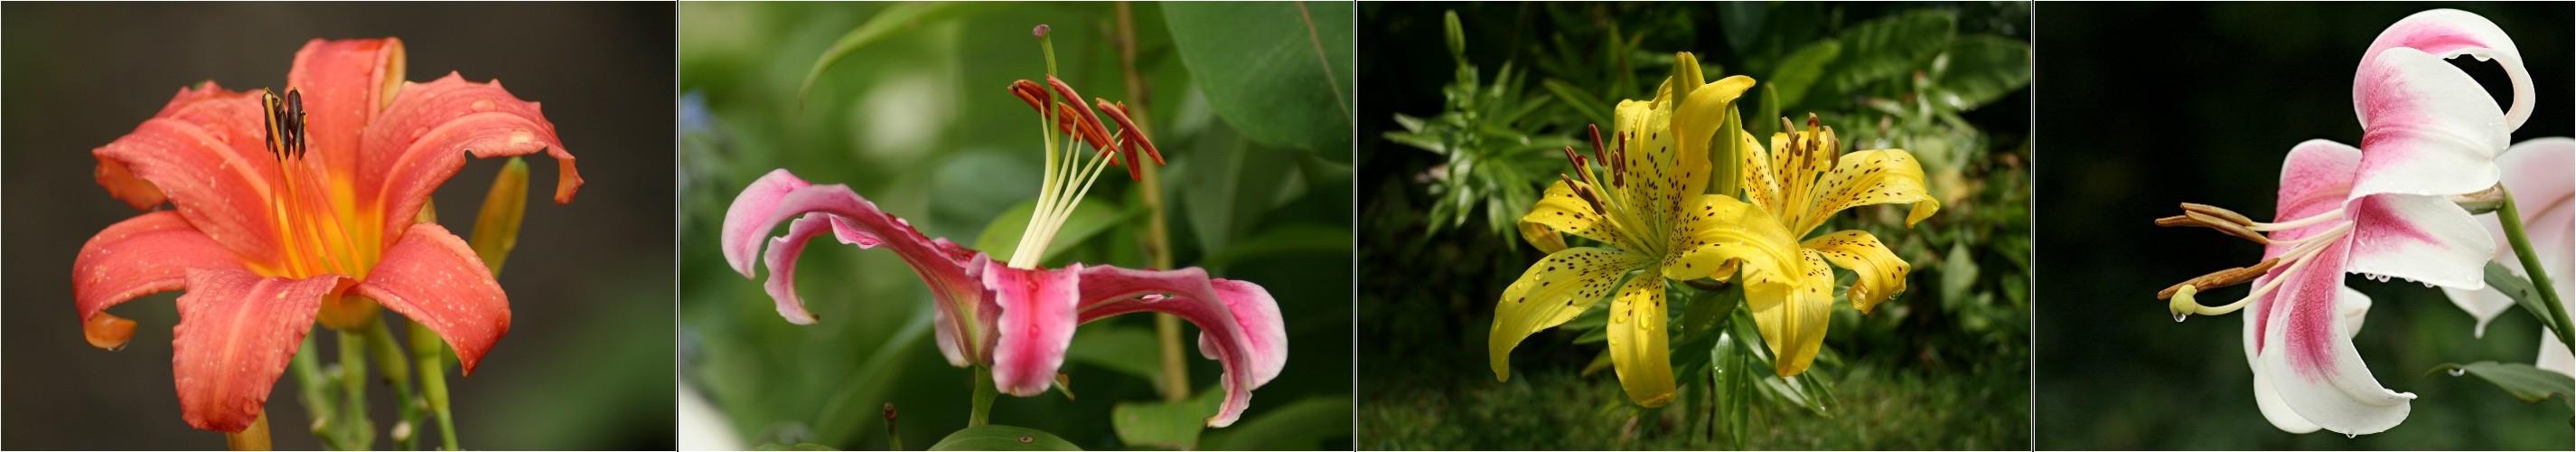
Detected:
[2343,193,2493,289]
[2258,250,2414,436]
[91,83,289,268]
[1073,266,1289,428]
[286,38,405,183]
[171,269,337,432]
[361,73,579,249]
[74,212,250,326]
[351,223,510,375]
[982,260,1081,397]
[2360,8,2531,131]
[2351,47,2508,200]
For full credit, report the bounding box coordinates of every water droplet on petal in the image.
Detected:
[2173,313,2187,323]
[2448,368,2466,377]
[470,99,495,111]
[2346,433,2358,439]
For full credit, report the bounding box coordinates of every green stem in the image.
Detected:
[409,323,459,450]
[1111,0,1192,403]
[2498,190,2575,350]
[968,367,997,427]
[337,329,373,449]
[366,318,422,450]
[290,334,338,446]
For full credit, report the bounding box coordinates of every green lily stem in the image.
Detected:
[336,328,373,449]
[1111,0,1192,402]
[969,367,998,427]
[409,323,460,450]
[364,318,423,450]
[2498,190,2575,350]
[290,334,338,443]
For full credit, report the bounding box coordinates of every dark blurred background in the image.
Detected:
[2035,3,2573,450]
[678,2,1352,450]
[4,2,675,449]
[1357,2,2029,449]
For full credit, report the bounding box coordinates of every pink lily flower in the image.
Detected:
[2441,138,2574,376]
[719,28,1285,428]
[71,38,580,432]
[2156,9,2535,436]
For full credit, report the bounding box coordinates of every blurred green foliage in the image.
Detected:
[1359,2,2029,449]
[679,2,1351,450]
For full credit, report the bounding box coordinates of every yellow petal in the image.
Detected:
[1804,230,1912,313]
[1749,250,1834,377]
[1520,179,1627,252]
[1670,73,1755,205]
[1491,247,1648,381]
[1606,274,1676,407]
[1741,130,1784,215]
[1797,148,1940,235]
[1609,98,1692,233]
[1663,194,1803,284]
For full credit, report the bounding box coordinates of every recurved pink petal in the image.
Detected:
[761,213,890,325]
[351,223,509,375]
[2351,46,2509,200]
[361,73,579,248]
[2342,193,2494,289]
[2257,241,2414,436]
[2360,9,2531,131]
[983,260,1080,397]
[2269,140,2364,245]
[1073,266,1288,428]
[722,169,812,277]
[287,38,406,181]
[91,83,289,269]
[724,175,989,363]
[171,268,338,432]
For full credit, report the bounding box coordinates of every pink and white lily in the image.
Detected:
[2441,138,2574,376]
[718,28,1285,428]
[2155,9,2536,436]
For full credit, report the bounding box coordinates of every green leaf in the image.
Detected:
[2486,261,2565,334]
[811,309,934,446]
[1825,10,1956,94]
[929,425,1082,451]
[1163,2,1354,155]
[1065,325,1164,385]
[1766,40,1842,111]
[1541,79,1614,127]
[1110,390,1223,450]
[1182,140,1298,257]
[1196,224,1352,268]
[1928,34,2030,111]
[2431,362,2575,404]
[1940,243,1981,303]
[797,3,989,103]
[753,443,839,451]
[974,200,1130,267]
[1199,396,1355,451]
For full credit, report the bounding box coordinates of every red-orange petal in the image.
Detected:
[351,223,510,375]
[90,84,289,268]
[171,268,336,433]
[286,37,406,179]
[73,212,250,349]
[360,73,580,249]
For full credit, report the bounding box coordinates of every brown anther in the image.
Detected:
[2153,214,2197,228]
[2157,258,2281,299]
[1587,124,1608,165]
[2187,212,2271,244]
[1562,174,1607,215]
[1611,131,1627,187]
[1096,99,1163,166]
[1008,80,1047,113]
[2180,202,2255,226]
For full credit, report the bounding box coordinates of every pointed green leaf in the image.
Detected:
[2486,261,2565,334]
[2431,362,2575,404]
[797,3,990,103]
[1928,34,2030,110]
[1163,2,1354,155]
[1110,390,1223,450]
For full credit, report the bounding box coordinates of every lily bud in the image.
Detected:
[471,157,531,273]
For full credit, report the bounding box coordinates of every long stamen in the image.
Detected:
[2165,222,2351,320]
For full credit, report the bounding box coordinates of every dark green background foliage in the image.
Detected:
[1358,2,2030,449]
[2036,3,2574,450]
[679,2,1352,450]
[2,3,677,449]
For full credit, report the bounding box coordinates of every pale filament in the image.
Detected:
[2177,221,2352,316]
[2248,206,2347,231]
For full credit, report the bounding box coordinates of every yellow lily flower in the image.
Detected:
[1490,52,1805,407]
[1735,114,1941,377]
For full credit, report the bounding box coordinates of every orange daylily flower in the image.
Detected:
[71,37,580,432]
